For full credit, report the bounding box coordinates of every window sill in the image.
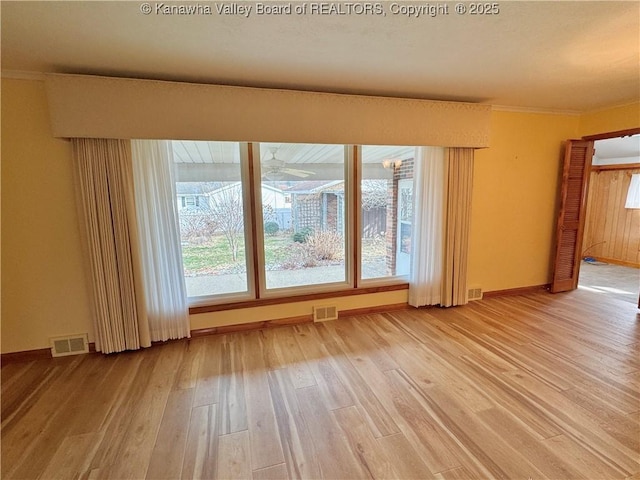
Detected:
[188,282,409,315]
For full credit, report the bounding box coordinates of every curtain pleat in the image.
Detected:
[72,138,150,353]
[441,147,474,307]
[131,140,190,342]
[408,146,445,307]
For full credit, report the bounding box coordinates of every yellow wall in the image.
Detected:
[579,102,639,137]
[1,79,94,353]
[1,77,636,353]
[1,79,409,353]
[469,110,580,292]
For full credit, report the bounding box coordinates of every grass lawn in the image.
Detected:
[182,233,386,275]
[182,234,293,274]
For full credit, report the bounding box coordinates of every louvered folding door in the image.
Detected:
[551,140,594,293]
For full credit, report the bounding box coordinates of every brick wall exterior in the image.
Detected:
[293,192,344,234]
[385,158,414,275]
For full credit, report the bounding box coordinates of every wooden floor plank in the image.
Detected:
[1,359,60,424]
[68,352,144,436]
[323,340,400,437]
[2,289,639,479]
[145,388,194,480]
[217,337,248,435]
[403,380,549,480]
[543,433,630,479]
[257,328,285,371]
[500,369,640,474]
[267,368,322,479]
[252,463,289,480]
[174,337,206,391]
[458,353,566,439]
[217,431,251,480]
[87,349,159,471]
[295,385,367,479]
[293,324,354,410]
[328,317,400,372]
[193,335,222,407]
[0,361,38,395]
[434,466,478,480]
[3,356,104,479]
[106,341,185,480]
[332,405,402,479]
[382,369,465,474]
[181,404,219,480]
[476,407,586,479]
[368,313,497,413]
[241,332,285,470]
[273,327,317,389]
[40,432,103,480]
[562,386,640,452]
[376,433,437,479]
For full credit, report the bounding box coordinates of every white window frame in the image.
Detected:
[357,145,411,287]
[253,143,354,298]
[183,142,257,307]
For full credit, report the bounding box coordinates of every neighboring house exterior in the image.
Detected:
[284,180,346,234]
[176,183,212,212]
[257,183,292,230]
[284,179,389,237]
[177,181,293,230]
[280,160,416,277]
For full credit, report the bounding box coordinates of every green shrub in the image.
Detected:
[264,221,280,236]
[292,227,313,243]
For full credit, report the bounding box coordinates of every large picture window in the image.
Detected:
[360,145,415,281]
[169,141,415,305]
[256,143,349,292]
[173,141,253,301]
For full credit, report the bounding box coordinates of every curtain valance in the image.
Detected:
[46,73,491,148]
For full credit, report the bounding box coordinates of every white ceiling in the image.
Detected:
[2,1,639,112]
[172,140,414,164]
[593,134,640,165]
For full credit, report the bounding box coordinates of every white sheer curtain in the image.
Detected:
[72,138,151,353]
[131,140,191,342]
[408,146,445,307]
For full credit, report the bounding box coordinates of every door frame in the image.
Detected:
[396,178,413,276]
[551,127,640,293]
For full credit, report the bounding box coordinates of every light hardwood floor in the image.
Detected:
[2,289,639,479]
[578,261,640,305]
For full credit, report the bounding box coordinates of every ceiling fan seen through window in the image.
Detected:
[262,147,315,181]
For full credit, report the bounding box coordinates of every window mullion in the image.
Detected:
[245,142,262,299]
[351,145,361,288]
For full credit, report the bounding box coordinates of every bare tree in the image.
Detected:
[179,211,218,242]
[209,185,245,262]
[361,179,389,210]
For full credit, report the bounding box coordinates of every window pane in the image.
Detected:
[258,143,347,290]
[361,145,415,280]
[173,141,250,298]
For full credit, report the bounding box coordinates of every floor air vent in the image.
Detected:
[468,287,483,301]
[313,305,338,322]
[50,334,89,357]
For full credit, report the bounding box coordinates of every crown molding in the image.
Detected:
[491,104,581,116]
[582,99,640,115]
[1,70,45,81]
